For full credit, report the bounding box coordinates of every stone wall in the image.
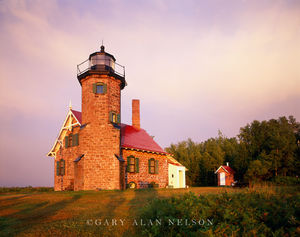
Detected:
[122,149,168,189]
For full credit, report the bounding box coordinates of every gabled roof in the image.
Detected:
[215,165,235,174]
[167,155,187,170]
[47,109,81,157]
[120,124,167,154]
[71,109,82,124]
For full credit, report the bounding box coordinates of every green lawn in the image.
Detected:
[0,186,298,236]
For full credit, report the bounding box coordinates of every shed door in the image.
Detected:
[220,172,225,186]
[179,170,183,188]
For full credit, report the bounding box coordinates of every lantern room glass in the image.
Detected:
[89,54,115,70]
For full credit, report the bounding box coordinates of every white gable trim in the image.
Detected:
[167,155,188,170]
[47,109,81,157]
[215,166,229,174]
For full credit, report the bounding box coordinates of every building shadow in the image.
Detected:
[123,187,159,236]
[0,194,35,211]
[0,194,82,236]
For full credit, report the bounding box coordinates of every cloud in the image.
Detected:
[0,0,299,186]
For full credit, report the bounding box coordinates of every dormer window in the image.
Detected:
[93,82,107,94]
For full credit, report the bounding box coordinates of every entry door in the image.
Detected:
[179,170,183,188]
[220,172,225,186]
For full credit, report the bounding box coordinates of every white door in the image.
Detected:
[179,170,183,188]
[220,172,225,186]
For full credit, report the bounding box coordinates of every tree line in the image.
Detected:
[165,116,300,186]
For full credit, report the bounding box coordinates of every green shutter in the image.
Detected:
[76,133,79,146]
[73,133,79,146]
[135,158,139,173]
[126,157,131,172]
[65,136,69,148]
[148,159,151,174]
[56,161,60,176]
[103,84,107,94]
[61,159,65,176]
[93,83,97,93]
[117,114,121,124]
[155,160,159,174]
[109,111,113,123]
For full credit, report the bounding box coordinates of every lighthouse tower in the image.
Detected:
[76,45,126,190]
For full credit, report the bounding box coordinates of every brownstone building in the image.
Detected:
[47,46,186,191]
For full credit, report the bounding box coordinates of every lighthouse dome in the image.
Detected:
[89,45,116,70]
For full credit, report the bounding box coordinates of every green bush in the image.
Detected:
[138,191,300,236]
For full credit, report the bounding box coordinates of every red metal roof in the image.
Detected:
[69,110,166,154]
[71,110,82,124]
[221,166,235,174]
[121,124,167,154]
[223,166,235,174]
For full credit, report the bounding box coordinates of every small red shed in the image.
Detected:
[215,163,235,186]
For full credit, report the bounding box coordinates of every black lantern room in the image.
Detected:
[77,45,126,89]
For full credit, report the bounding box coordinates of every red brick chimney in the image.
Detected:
[132,99,140,129]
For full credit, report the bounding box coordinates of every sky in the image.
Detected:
[0,0,299,187]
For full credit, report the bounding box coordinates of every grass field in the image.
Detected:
[0,186,298,236]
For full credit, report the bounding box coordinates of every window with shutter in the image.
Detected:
[109,111,120,124]
[127,156,137,173]
[60,159,65,176]
[93,82,107,94]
